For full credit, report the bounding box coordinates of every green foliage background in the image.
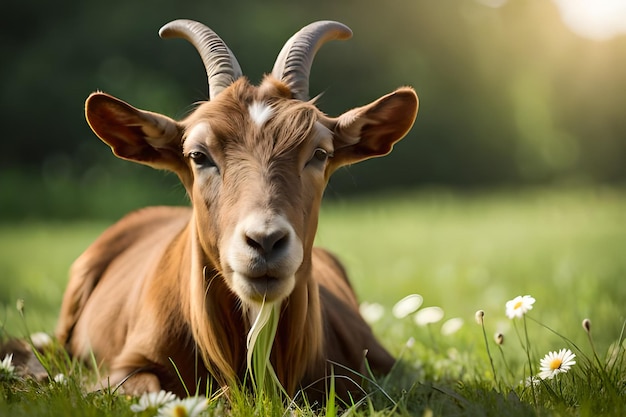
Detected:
[2,0,626,221]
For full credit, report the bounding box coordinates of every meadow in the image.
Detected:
[1,186,625,416]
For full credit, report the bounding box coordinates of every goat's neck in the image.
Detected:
[184,213,323,395]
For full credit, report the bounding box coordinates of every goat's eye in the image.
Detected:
[306,148,332,169]
[189,151,207,163]
[188,151,216,169]
[312,148,330,163]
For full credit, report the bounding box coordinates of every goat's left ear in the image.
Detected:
[328,87,418,171]
[85,92,185,171]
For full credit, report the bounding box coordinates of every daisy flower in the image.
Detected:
[157,396,208,417]
[538,348,576,380]
[0,354,15,377]
[359,302,385,324]
[52,373,67,385]
[523,375,542,387]
[392,294,423,318]
[414,306,444,326]
[505,295,535,319]
[130,390,177,413]
[30,332,53,350]
[441,317,464,335]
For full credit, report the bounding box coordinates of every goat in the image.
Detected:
[56,19,418,402]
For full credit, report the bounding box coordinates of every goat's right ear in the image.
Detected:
[327,87,418,172]
[85,92,184,171]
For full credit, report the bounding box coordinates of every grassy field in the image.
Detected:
[1,186,625,415]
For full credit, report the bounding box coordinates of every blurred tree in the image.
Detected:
[1,0,625,218]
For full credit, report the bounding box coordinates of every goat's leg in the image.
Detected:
[101,351,163,395]
[110,370,161,395]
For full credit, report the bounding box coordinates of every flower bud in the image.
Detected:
[475,310,485,325]
[495,332,504,345]
[16,299,24,315]
[406,337,415,348]
[582,318,591,333]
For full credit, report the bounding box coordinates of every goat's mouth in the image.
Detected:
[231,271,295,304]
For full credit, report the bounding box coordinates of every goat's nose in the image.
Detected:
[245,228,289,257]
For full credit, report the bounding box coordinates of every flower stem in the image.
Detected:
[522,315,537,409]
[480,319,498,387]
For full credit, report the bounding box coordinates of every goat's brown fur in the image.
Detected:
[56,34,418,402]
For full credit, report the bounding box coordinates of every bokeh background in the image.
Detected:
[2,0,625,220]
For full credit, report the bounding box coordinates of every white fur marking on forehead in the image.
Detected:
[249,101,273,127]
[183,122,212,151]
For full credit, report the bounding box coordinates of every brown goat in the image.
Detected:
[56,19,418,402]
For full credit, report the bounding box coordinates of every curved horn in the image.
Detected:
[159,19,242,100]
[272,21,352,101]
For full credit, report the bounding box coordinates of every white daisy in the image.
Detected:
[414,306,444,326]
[157,396,208,417]
[523,375,542,387]
[392,294,423,318]
[53,373,67,384]
[538,348,576,380]
[0,354,15,376]
[505,295,535,319]
[30,332,53,350]
[441,318,464,335]
[130,390,177,413]
[359,302,385,324]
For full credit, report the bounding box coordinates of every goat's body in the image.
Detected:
[56,19,417,402]
[57,206,394,399]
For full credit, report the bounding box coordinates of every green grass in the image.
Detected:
[1,186,625,416]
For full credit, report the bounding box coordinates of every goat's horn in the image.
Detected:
[272,21,352,101]
[159,19,242,100]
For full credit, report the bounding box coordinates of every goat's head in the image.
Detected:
[85,20,418,309]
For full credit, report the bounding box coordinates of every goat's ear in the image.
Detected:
[328,87,418,171]
[85,92,184,170]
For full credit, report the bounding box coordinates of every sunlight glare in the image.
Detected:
[552,0,626,40]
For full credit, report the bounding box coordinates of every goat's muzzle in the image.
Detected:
[225,213,303,304]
